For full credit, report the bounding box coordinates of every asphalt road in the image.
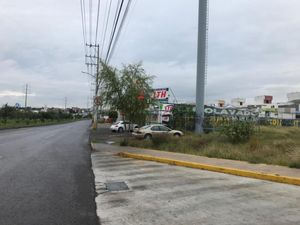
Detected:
[0,120,99,225]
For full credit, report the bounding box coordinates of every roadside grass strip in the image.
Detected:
[117,152,300,186]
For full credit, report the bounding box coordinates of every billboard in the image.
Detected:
[153,88,169,101]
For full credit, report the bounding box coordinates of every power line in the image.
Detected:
[95,0,101,44]
[107,0,132,63]
[109,0,137,60]
[105,0,125,63]
[104,0,121,59]
[89,0,92,44]
[80,0,87,55]
[100,0,113,58]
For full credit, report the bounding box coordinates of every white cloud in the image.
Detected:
[1,0,300,107]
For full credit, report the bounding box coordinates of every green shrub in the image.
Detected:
[221,120,255,143]
[151,135,171,146]
[289,161,300,168]
[120,138,129,146]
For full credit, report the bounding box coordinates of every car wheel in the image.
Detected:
[174,133,181,137]
[144,134,152,140]
[118,127,124,133]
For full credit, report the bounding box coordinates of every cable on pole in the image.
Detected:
[89,0,92,44]
[100,0,113,58]
[105,0,125,63]
[95,0,101,44]
[107,0,132,63]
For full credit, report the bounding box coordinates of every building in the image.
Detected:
[231,98,245,107]
[255,95,273,104]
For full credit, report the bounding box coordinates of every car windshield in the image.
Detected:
[140,125,150,129]
[159,125,171,131]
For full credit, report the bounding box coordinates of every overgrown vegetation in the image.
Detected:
[124,126,300,168]
[220,120,255,143]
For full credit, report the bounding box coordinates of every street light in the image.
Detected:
[81,71,96,78]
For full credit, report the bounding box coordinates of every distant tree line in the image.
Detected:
[0,104,73,123]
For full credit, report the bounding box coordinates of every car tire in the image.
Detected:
[118,127,124,133]
[144,134,152,140]
[174,133,181,137]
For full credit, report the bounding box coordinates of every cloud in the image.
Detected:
[1,0,300,107]
[0,91,26,97]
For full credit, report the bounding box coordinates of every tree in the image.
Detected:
[100,62,154,125]
[0,104,16,122]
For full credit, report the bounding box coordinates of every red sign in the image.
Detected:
[164,105,174,112]
[153,88,169,100]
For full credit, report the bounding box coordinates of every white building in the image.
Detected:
[231,98,246,107]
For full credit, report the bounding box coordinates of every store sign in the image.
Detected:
[204,107,259,117]
[153,88,169,100]
[164,104,174,112]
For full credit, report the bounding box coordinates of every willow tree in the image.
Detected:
[100,62,154,125]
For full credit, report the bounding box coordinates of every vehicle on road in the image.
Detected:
[132,124,184,139]
[110,121,139,133]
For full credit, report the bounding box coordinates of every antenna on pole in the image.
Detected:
[195,0,208,134]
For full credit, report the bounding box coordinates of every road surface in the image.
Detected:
[92,142,300,225]
[0,121,99,225]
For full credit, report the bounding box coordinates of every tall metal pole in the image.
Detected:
[195,0,208,134]
[25,84,28,108]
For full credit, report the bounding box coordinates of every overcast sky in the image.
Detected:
[1,0,300,108]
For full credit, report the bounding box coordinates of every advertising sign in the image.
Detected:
[204,106,259,117]
[153,88,169,101]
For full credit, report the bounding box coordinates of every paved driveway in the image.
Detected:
[92,144,300,225]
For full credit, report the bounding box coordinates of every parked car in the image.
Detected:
[110,121,139,133]
[132,124,184,139]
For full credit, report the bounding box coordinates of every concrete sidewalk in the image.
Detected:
[92,142,300,185]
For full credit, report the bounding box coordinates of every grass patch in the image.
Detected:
[0,119,81,129]
[125,126,300,168]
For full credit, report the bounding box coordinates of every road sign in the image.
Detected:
[94,96,102,106]
[15,103,21,108]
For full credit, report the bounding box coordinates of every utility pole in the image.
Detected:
[195,0,208,134]
[24,84,28,108]
[64,97,67,112]
[85,44,100,129]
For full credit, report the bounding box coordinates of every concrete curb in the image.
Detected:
[118,152,300,186]
[90,142,96,151]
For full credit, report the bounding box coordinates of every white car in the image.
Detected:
[110,121,139,133]
[132,124,184,139]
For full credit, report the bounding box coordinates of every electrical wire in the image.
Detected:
[105,0,125,63]
[109,0,137,60]
[89,0,92,45]
[80,0,88,56]
[95,0,101,44]
[80,0,86,47]
[100,0,113,58]
[104,0,121,59]
[107,0,132,63]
